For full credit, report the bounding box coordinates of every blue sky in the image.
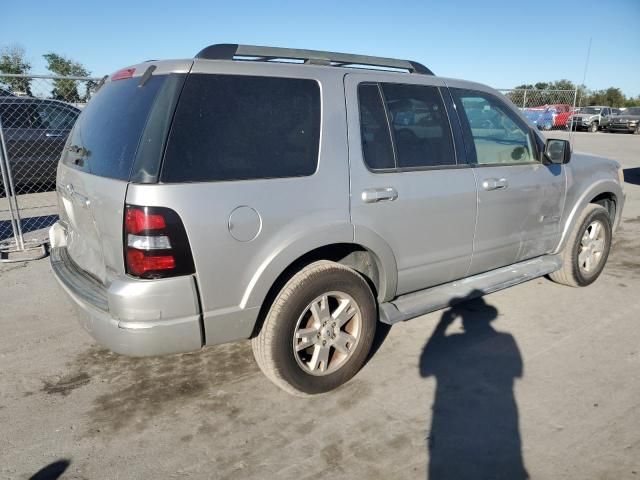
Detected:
[3,0,639,96]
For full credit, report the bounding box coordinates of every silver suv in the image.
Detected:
[50,44,625,395]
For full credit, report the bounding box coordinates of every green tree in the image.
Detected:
[584,87,627,107]
[43,52,91,102]
[0,45,32,95]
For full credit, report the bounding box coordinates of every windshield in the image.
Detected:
[624,107,640,115]
[578,107,602,114]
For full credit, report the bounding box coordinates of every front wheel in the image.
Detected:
[252,260,377,395]
[549,204,612,287]
[589,121,599,133]
[634,124,640,135]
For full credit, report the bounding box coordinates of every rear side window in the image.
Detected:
[357,82,456,171]
[162,74,321,182]
[63,75,167,180]
[358,84,395,169]
[382,84,455,168]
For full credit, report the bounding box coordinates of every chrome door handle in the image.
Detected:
[482,178,508,191]
[45,132,63,138]
[362,187,398,203]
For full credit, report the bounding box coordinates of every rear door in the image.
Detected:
[448,87,566,275]
[57,69,185,283]
[345,73,477,296]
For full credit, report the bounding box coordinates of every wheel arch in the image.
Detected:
[555,180,622,254]
[245,237,397,338]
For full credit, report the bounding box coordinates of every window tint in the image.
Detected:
[37,103,79,130]
[358,84,395,169]
[382,84,455,168]
[452,90,535,165]
[64,75,167,180]
[162,74,320,182]
[0,103,42,129]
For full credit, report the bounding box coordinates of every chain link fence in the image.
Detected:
[498,88,578,131]
[0,73,101,261]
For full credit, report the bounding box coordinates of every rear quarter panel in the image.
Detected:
[126,62,354,344]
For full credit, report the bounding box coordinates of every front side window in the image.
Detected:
[357,82,456,170]
[0,103,42,129]
[452,89,535,165]
[162,74,320,182]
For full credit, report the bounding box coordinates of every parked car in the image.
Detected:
[607,107,640,134]
[49,44,625,395]
[523,104,573,130]
[0,96,80,192]
[567,106,614,132]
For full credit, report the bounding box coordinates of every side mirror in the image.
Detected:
[544,139,571,164]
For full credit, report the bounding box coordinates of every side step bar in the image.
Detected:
[378,255,562,325]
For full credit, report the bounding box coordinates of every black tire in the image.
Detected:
[589,121,599,133]
[549,204,612,287]
[252,260,377,396]
[634,125,640,135]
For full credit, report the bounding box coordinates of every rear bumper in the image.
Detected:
[50,246,203,356]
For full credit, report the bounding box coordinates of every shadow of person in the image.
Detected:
[420,291,528,480]
[29,459,70,480]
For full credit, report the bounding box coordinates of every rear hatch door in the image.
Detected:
[57,63,190,283]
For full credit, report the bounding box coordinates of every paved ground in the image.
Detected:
[1,132,639,479]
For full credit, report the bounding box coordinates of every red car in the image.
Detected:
[549,104,574,128]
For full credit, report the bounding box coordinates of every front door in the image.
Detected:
[345,73,477,296]
[448,86,566,275]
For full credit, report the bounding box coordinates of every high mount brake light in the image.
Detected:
[124,205,195,279]
[111,68,136,81]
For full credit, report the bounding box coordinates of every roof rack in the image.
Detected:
[195,44,434,75]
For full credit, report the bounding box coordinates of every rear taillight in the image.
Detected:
[124,205,195,279]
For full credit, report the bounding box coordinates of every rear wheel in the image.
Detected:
[252,260,377,396]
[634,124,640,135]
[549,204,612,287]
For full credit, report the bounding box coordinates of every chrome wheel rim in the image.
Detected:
[293,291,362,376]
[578,220,606,274]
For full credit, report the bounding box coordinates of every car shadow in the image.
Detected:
[419,290,528,479]
[0,214,59,241]
[623,167,640,186]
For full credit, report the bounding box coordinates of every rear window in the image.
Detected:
[161,74,321,183]
[63,75,167,180]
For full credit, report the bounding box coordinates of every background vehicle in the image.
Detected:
[0,96,80,192]
[567,106,613,132]
[522,104,573,130]
[49,44,625,396]
[607,106,640,133]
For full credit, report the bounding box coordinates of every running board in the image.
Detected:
[378,255,562,325]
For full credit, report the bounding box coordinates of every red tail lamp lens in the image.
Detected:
[124,204,194,279]
[126,249,175,276]
[125,208,166,234]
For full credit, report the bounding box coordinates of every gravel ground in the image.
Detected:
[0,131,638,479]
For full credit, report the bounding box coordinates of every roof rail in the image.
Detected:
[195,44,434,75]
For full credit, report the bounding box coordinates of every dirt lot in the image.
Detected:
[1,132,639,479]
